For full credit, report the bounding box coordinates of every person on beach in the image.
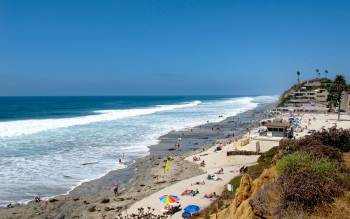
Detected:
[216,168,224,174]
[192,180,205,185]
[192,156,200,161]
[175,143,181,150]
[34,196,41,202]
[119,158,122,164]
[112,184,119,196]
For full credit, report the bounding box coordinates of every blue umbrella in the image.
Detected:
[184,205,200,214]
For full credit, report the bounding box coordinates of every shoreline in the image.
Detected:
[0,102,275,219]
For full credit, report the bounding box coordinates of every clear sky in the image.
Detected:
[1,0,349,96]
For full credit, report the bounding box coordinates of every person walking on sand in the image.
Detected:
[112,184,119,196]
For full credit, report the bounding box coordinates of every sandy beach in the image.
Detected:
[124,136,276,218]
[122,111,350,218]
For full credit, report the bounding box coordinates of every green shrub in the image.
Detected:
[230,175,242,191]
[224,163,267,195]
[276,152,338,177]
[299,144,342,162]
[313,128,350,152]
[279,129,349,159]
[257,146,278,165]
[278,168,343,212]
[222,175,242,196]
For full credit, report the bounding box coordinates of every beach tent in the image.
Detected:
[182,205,200,218]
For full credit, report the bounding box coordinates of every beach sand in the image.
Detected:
[295,113,350,138]
[125,143,262,218]
[123,111,350,218]
[123,126,280,218]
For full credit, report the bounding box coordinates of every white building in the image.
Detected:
[340,91,350,113]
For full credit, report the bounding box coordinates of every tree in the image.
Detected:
[316,69,320,78]
[325,70,329,78]
[329,75,347,120]
[297,71,301,84]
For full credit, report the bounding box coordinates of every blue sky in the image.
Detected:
[0,0,349,96]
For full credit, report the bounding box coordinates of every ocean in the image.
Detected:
[0,95,276,205]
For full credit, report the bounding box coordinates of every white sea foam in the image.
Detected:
[0,100,202,138]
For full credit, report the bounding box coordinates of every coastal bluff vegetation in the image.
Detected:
[194,128,350,219]
[192,76,350,219]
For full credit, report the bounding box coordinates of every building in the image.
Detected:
[340,91,350,113]
[288,88,329,106]
[260,119,291,137]
[304,80,322,89]
[279,78,331,112]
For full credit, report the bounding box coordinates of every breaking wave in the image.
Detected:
[0,101,201,138]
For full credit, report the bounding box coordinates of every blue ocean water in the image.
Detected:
[0,96,276,205]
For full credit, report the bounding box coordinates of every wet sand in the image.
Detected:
[0,103,274,219]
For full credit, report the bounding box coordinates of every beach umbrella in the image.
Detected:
[159,195,179,204]
[184,205,200,214]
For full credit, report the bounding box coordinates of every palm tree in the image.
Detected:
[316,69,320,78]
[297,71,301,83]
[325,70,329,78]
[329,75,347,120]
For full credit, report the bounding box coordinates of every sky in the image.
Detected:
[0,0,350,96]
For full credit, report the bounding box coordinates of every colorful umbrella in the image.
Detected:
[159,195,179,204]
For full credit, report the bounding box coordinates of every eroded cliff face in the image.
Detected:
[209,167,278,219]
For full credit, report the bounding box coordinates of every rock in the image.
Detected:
[104,206,114,211]
[49,198,59,203]
[209,167,278,219]
[100,198,110,204]
[88,205,96,212]
[234,174,253,208]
